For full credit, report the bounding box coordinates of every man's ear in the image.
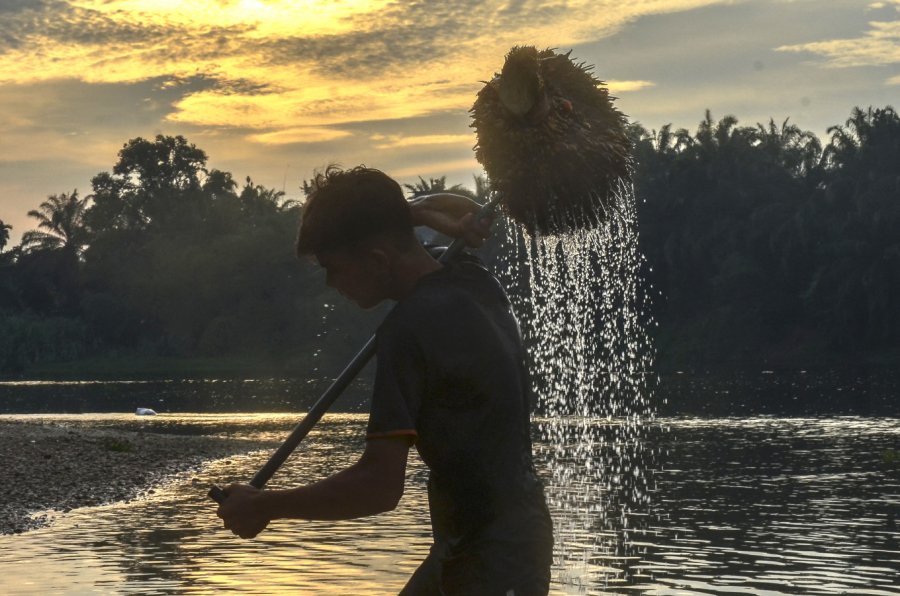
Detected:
[365,246,391,274]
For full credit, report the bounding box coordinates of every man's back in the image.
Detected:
[368,258,553,594]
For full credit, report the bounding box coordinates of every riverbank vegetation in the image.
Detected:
[1,105,897,377]
[633,106,900,369]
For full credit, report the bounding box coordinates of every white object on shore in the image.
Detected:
[135,408,157,416]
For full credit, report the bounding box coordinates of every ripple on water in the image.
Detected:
[1,415,899,593]
[0,419,898,593]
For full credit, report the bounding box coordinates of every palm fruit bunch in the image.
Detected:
[470,46,632,236]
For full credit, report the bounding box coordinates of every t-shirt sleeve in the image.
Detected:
[366,315,425,442]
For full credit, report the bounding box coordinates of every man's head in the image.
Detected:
[296,166,416,256]
[296,166,420,308]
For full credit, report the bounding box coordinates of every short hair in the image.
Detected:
[296,165,415,256]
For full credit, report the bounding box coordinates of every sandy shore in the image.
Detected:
[0,419,268,535]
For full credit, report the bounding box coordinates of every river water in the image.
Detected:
[0,377,898,595]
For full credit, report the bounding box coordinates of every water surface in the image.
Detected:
[1,413,897,594]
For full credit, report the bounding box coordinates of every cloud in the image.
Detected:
[372,134,474,151]
[247,127,353,145]
[866,1,900,9]
[607,80,656,93]
[0,0,722,144]
[776,19,900,70]
[5,0,898,246]
[0,76,210,161]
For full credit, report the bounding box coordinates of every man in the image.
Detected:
[217,166,553,595]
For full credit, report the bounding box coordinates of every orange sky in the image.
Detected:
[1,0,898,244]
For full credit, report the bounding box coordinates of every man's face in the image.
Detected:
[316,247,389,309]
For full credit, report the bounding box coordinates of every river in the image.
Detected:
[0,378,898,594]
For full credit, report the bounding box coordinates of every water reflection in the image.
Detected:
[4,372,897,417]
[634,418,900,595]
[1,415,898,594]
[0,378,374,415]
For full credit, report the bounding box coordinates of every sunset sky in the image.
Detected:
[1,0,898,244]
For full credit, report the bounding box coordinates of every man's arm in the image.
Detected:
[409,193,493,247]
[217,436,412,539]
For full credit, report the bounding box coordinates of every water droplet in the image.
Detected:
[496,181,658,586]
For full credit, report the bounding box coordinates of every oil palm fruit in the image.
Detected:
[471,46,632,236]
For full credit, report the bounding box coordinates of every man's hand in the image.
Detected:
[213,437,410,533]
[409,193,494,248]
[216,483,271,539]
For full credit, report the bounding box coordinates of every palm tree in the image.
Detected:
[0,220,10,252]
[403,176,449,197]
[240,177,289,216]
[756,118,822,178]
[404,175,488,203]
[20,190,88,255]
[807,105,900,346]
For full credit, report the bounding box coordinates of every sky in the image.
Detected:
[1,0,898,244]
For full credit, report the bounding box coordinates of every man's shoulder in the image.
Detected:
[380,259,500,336]
[413,258,502,309]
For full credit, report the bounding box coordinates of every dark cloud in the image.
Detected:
[0,0,58,50]
[260,28,447,78]
[258,0,567,79]
[340,110,473,137]
[262,0,591,84]
[0,0,51,13]
[0,1,158,52]
[0,76,220,136]
[0,0,585,85]
[493,0,576,30]
[199,77,275,96]
[0,0,255,57]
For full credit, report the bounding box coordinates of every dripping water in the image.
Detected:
[496,181,659,590]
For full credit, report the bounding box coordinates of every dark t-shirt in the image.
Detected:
[367,256,553,592]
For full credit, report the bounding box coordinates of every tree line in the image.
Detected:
[631,106,899,368]
[0,105,897,375]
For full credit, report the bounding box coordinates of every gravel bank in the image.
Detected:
[0,419,268,535]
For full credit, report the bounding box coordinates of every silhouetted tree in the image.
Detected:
[85,135,208,233]
[20,191,88,255]
[12,191,89,316]
[0,220,10,252]
[804,106,900,348]
[403,175,479,200]
[631,105,899,367]
[3,108,898,375]
[403,175,449,196]
[240,176,290,218]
